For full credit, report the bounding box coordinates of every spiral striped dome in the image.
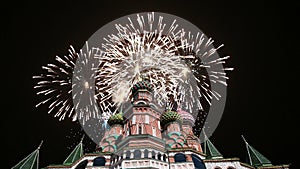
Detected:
[177,108,195,125]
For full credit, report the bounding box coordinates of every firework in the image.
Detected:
[33,46,77,121]
[177,30,233,133]
[34,12,232,132]
[33,43,102,123]
[95,12,232,118]
[72,43,102,123]
[95,13,190,116]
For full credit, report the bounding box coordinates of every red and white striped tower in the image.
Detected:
[117,79,166,158]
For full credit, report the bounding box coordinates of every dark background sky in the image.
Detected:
[3,0,297,169]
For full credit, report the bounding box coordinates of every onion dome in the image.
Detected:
[131,79,154,94]
[160,110,182,127]
[107,112,124,126]
[177,108,195,125]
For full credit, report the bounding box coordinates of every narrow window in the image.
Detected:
[138,125,142,134]
[144,149,149,158]
[134,150,142,159]
[151,151,156,159]
[152,127,156,137]
[145,115,149,124]
[158,120,161,130]
[126,151,131,159]
[132,115,136,124]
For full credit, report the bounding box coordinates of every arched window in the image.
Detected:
[75,160,88,169]
[157,153,162,161]
[174,153,186,163]
[151,151,156,159]
[115,155,119,163]
[191,154,206,169]
[134,150,141,159]
[93,157,106,166]
[214,167,222,169]
[144,149,149,158]
[227,167,235,169]
[126,151,131,159]
[137,100,147,105]
[163,154,167,162]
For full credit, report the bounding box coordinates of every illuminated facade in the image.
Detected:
[12,80,290,169]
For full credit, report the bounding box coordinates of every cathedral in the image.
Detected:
[12,80,290,169]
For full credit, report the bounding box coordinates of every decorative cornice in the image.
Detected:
[203,157,240,162]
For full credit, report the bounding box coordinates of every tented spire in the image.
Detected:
[242,135,272,167]
[203,130,222,159]
[12,140,43,169]
[63,136,84,165]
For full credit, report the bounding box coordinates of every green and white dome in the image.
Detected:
[107,112,124,126]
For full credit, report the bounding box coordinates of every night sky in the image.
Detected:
[4,1,297,169]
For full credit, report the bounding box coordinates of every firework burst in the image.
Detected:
[95,12,232,118]
[33,46,77,121]
[33,43,102,123]
[72,43,102,123]
[34,12,232,132]
[95,13,192,115]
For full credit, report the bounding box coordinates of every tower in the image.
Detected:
[117,79,166,164]
[99,113,124,153]
[161,109,186,149]
[124,79,162,138]
[178,108,203,152]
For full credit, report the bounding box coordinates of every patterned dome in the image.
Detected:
[107,113,124,126]
[160,110,182,127]
[131,79,154,94]
[177,108,195,125]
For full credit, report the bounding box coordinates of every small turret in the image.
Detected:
[132,78,154,104]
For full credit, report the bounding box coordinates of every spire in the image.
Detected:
[242,135,272,167]
[203,131,222,159]
[63,136,84,165]
[12,140,43,169]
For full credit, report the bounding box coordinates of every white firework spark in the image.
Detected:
[72,43,103,123]
[33,43,102,123]
[95,12,233,118]
[176,30,234,113]
[33,46,77,121]
[34,12,232,129]
[95,12,188,116]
